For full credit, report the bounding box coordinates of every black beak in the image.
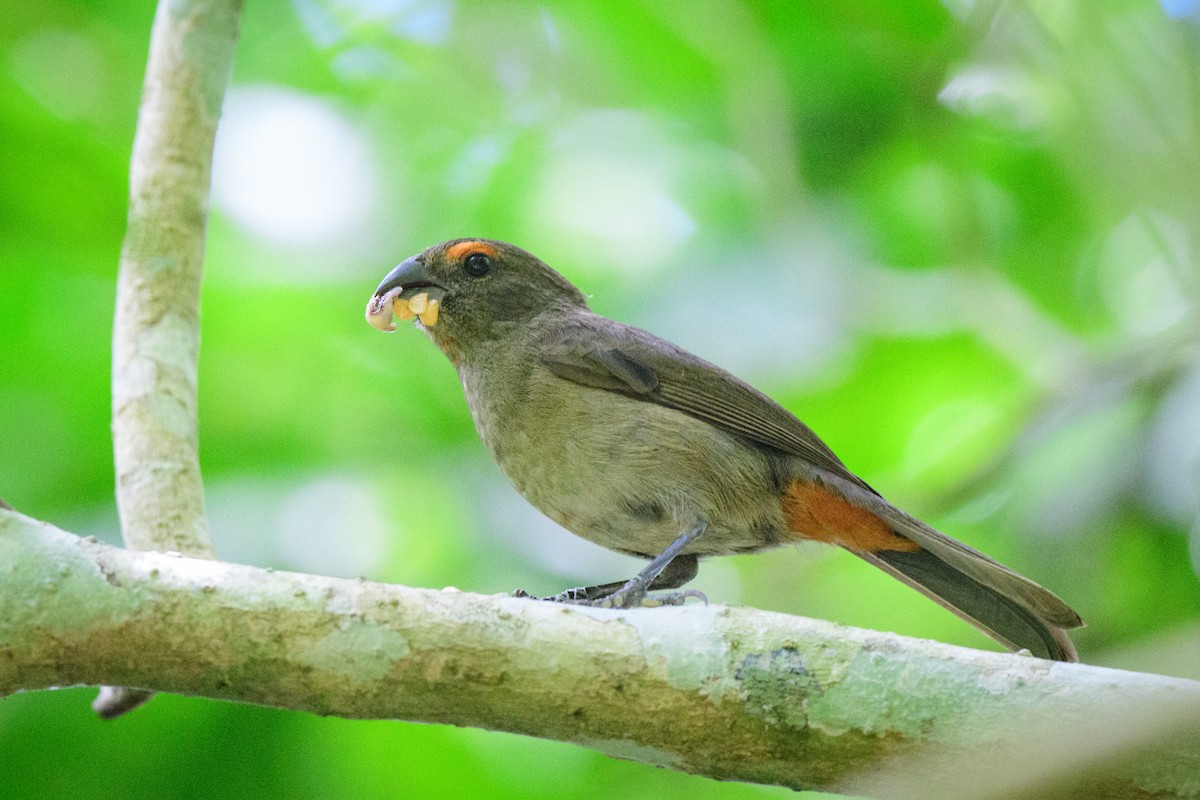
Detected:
[373,255,438,297]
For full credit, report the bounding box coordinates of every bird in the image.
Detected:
[365,238,1084,661]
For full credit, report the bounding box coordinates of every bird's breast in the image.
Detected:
[457,358,788,557]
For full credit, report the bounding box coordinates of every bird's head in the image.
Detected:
[366,239,587,360]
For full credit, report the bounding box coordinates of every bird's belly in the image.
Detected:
[485,388,789,557]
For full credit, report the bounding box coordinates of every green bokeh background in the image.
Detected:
[3,1,1200,797]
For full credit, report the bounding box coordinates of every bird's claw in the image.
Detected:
[638,589,708,607]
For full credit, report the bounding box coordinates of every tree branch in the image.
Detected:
[113,0,238,554]
[3,509,1197,799]
[104,0,240,718]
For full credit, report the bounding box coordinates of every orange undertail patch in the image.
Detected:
[781,481,919,553]
[447,240,498,261]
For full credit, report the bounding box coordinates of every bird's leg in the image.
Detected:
[599,526,708,608]
[515,523,707,608]
[526,553,700,603]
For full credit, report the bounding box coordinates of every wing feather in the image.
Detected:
[537,313,872,492]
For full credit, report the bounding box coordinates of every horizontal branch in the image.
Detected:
[2,508,1197,799]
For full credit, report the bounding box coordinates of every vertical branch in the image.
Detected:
[112,0,240,554]
[99,0,242,719]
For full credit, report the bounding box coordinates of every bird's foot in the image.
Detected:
[512,522,709,609]
[512,586,706,608]
[512,586,603,603]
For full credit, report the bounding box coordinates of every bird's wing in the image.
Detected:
[537,313,874,493]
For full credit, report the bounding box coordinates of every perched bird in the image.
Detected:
[366,238,1084,661]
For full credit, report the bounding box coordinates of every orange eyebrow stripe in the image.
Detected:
[447,240,497,261]
[781,481,919,553]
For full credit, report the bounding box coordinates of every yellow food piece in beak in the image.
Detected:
[394,296,414,320]
[419,298,440,327]
[365,288,436,330]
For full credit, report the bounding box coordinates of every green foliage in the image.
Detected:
[1,0,1197,797]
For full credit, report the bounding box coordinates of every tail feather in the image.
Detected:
[778,475,1083,659]
[858,547,1081,662]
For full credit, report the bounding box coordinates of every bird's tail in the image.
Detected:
[779,478,1083,660]
[856,539,1082,662]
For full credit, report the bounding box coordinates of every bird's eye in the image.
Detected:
[463,252,492,278]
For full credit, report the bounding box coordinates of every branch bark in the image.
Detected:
[114,0,238,558]
[3,509,1197,800]
[104,0,240,717]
